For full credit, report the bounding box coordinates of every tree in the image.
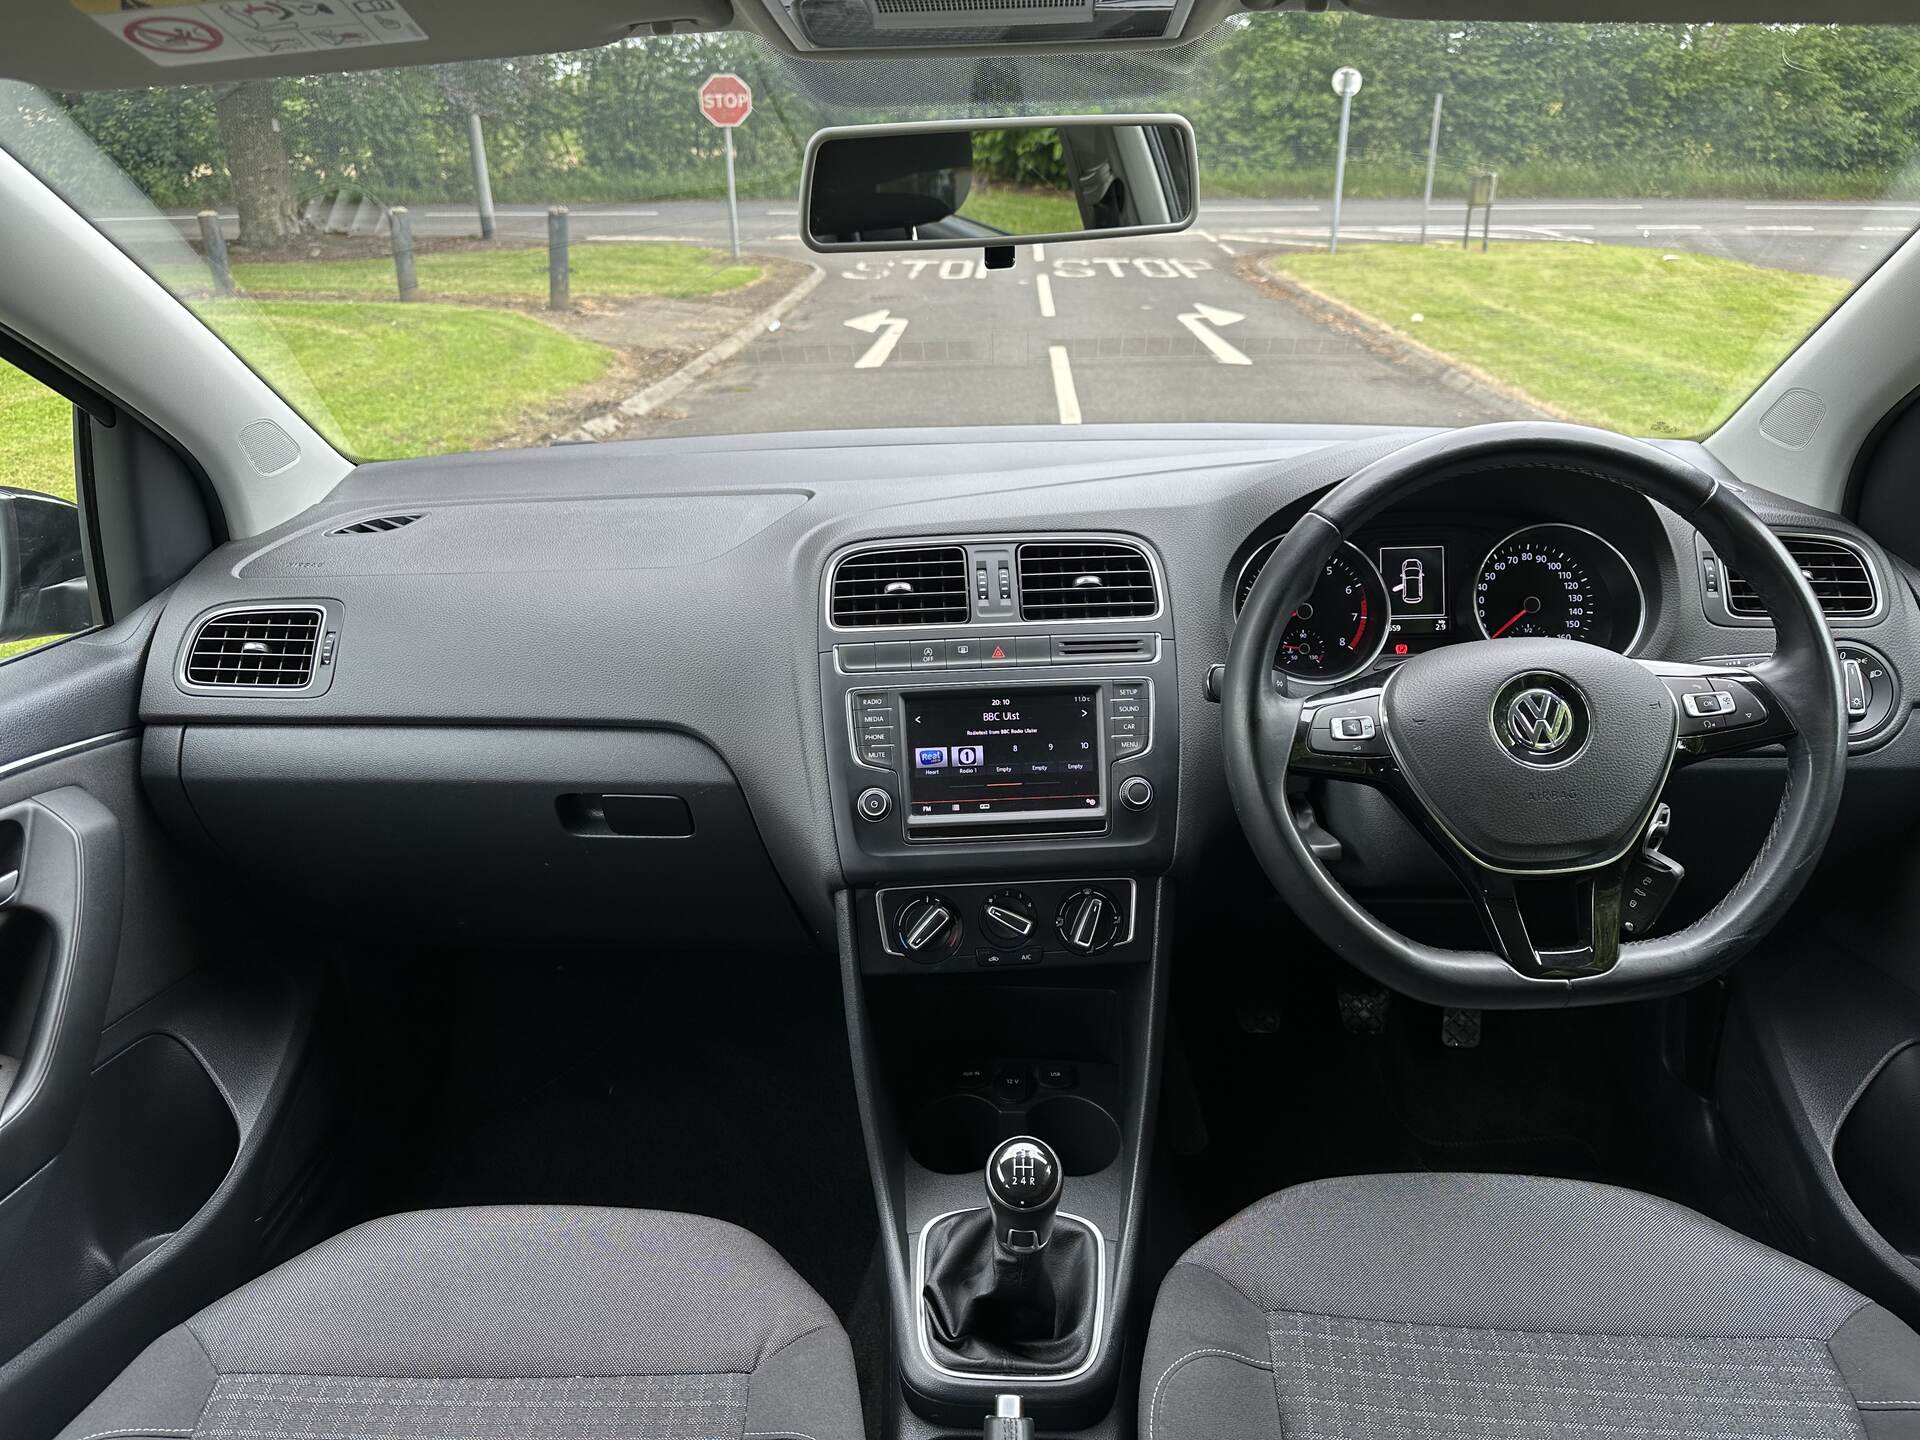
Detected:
[216,80,298,249]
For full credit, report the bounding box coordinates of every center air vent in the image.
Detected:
[1723,535,1876,619]
[831,545,969,627]
[184,607,324,689]
[330,513,422,535]
[1018,541,1157,621]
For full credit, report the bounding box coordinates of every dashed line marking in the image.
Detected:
[1049,345,1081,425]
[1032,243,1046,262]
[1036,273,1057,318]
[1746,225,1816,232]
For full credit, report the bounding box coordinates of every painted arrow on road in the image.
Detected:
[1177,302,1251,366]
[843,308,910,369]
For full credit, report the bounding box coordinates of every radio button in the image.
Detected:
[856,786,892,821]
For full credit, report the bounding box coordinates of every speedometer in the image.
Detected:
[1238,539,1391,681]
[1473,524,1644,652]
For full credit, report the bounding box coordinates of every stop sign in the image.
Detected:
[699,74,752,129]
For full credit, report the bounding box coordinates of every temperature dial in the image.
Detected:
[978,890,1038,950]
[1055,887,1122,955]
[894,894,961,962]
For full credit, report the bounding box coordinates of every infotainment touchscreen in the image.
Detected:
[905,688,1104,826]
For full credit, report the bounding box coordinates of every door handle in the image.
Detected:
[0,789,123,1198]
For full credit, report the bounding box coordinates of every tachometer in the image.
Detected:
[1473,523,1644,652]
[1238,539,1391,681]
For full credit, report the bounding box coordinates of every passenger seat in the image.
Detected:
[56,1206,861,1440]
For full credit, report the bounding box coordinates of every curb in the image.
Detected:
[1247,261,1571,423]
[559,260,825,441]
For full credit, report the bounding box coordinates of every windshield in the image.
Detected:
[5,16,1918,461]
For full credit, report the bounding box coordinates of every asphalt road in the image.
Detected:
[98,194,1913,435]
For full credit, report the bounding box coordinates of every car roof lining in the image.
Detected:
[8,0,1920,92]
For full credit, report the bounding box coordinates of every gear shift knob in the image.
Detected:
[984,1135,1062,1255]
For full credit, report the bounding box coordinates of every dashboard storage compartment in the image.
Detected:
[160,726,808,948]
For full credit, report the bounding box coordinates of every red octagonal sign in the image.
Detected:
[699,74,753,129]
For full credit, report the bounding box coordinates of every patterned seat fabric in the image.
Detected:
[56,1207,861,1440]
[1143,1173,1920,1440]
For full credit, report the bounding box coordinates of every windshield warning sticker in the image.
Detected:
[75,0,427,67]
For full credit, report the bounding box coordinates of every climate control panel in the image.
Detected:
[861,877,1148,975]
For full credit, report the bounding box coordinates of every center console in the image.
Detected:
[821,534,1176,1435]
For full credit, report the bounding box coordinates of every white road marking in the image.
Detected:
[843,308,910,368]
[1864,225,1914,233]
[1195,228,1238,258]
[1032,243,1046,262]
[1036,273,1057,318]
[766,209,798,216]
[1639,224,1704,232]
[1177,302,1252,365]
[1201,204,1322,213]
[1745,203,1920,211]
[1487,203,1645,211]
[1049,346,1082,425]
[1746,225,1816,232]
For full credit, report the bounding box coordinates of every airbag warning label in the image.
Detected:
[73,0,427,67]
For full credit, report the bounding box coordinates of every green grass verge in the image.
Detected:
[1267,243,1847,436]
[218,243,761,303]
[958,187,1085,237]
[0,363,77,504]
[193,299,615,459]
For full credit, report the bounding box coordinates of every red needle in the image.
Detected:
[1490,608,1528,639]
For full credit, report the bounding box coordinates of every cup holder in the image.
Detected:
[1028,1093,1121,1175]
[909,1092,1003,1174]
[907,1089,1122,1176]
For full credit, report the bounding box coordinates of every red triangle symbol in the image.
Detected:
[990,645,1007,659]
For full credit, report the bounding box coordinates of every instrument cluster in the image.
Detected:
[1234,520,1646,683]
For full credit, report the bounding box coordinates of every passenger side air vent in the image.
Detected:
[831,545,969,627]
[1018,541,1157,621]
[1724,536,1876,618]
[329,513,422,535]
[184,607,323,688]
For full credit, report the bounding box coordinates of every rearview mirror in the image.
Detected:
[0,489,90,646]
[801,115,1196,252]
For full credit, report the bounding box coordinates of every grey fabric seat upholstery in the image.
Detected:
[57,1206,861,1440]
[1144,1173,1920,1440]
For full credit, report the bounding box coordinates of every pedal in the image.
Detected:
[1337,988,1389,1035]
[1441,1007,1482,1049]
[1621,802,1685,938]
[1237,1002,1281,1035]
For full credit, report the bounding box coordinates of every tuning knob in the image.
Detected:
[895,894,961,961]
[978,889,1038,950]
[1055,887,1121,954]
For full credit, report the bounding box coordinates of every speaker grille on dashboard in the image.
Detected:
[238,419,301,476]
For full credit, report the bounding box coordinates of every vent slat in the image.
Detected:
[330,513,423,535]
[1018,541,1157,621]
[186,607,323,689]
[832,546,970,627]
[1723,537,1876,618]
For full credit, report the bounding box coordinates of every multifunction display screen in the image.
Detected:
[905,689,1104,826]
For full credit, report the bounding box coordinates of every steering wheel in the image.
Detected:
[1224,423,1848,1007]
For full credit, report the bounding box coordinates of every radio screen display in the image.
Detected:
[905,689,1103,825]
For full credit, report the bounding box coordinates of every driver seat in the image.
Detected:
[1143,1173,1920,1440]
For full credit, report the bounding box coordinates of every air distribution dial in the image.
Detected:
[1055,887,1121,954]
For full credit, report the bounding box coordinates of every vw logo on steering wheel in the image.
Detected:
[1506,687,1577,754]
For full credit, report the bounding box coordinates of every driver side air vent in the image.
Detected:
[831,545,969,627]
[1724,535,1876,618]
[184,608,323,688]
[329,513,422,535]
[1018,541,1158,621]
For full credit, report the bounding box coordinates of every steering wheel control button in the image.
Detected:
[1056,887,1122,954]
[1681,690,1736,718]
[895,894,962,962]
[1308,699,1387,757]
[978,890,1038,949]
[1118,775,1155,811]
[855,786,893,822]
